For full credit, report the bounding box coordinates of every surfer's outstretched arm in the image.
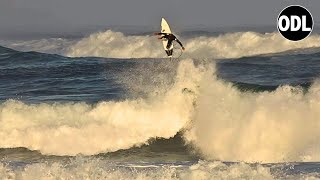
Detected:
[175,38,185,50]
[154,32,168,40]
[154,32,167,36]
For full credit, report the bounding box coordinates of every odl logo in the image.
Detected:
[277,5,313,41]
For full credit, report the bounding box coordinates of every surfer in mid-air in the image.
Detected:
[154,18,185,59]
[154,32,185,57]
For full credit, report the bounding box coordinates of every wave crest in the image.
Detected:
[66,30,320,59]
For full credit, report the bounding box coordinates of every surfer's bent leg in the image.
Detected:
[165,49,173,56]
[166,40,174,57]
[166,40,173,49]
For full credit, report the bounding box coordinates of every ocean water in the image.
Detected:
[1,30,320,179]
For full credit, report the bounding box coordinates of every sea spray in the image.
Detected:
[0,59,202,155]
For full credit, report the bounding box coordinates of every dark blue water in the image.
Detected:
[218,51,320,87]
[2,46,320,103]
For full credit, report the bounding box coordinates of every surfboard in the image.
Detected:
[161,18,174,56]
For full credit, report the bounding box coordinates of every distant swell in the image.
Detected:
[65,30,320,59]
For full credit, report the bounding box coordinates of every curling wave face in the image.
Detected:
[185,77,320,163]
[0,60,203,156]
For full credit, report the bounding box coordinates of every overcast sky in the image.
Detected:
[0,0,319,36]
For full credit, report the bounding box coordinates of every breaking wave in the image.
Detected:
[65,30,320,59]
[184,66,320,163]
[0,60,202,156]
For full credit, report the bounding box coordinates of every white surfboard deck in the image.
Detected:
[161,18,173,55]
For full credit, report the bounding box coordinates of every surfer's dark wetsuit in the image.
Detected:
[155,33,185,56]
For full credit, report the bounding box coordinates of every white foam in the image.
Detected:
[184,69,320,163]
[0,159,276,180]
[65,30,320,59]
